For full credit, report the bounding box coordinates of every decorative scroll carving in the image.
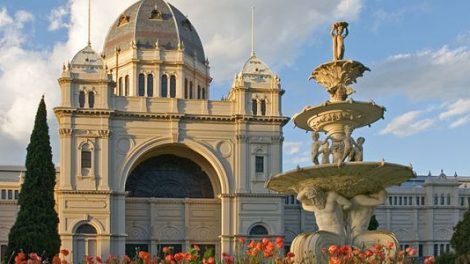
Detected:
[59,128,72,137]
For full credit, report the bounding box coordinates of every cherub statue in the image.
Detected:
[341,125,355,162]
[311,132,321,165]
[297,187,351,237]
[331,140,343,165]
[350,137,365,162]
[330,21,349,61]
[320,139,330,164]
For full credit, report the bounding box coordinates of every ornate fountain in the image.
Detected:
[266,22,416,263]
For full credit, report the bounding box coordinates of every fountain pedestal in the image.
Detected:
[265,22,415,263]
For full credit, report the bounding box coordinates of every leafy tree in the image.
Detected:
[368,215,379,230]
[435,252,456,264]
[451,207,470,263]
[5,97,60,262]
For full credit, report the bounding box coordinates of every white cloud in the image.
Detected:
[380,111,433,137]
[0,8,13,27]
[283,142,303,155]
[360,45,470,101]
[48,4,70,31]
[450,116,470,128]
[438,99,470,120]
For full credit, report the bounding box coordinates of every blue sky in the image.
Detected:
[0,0,469,176]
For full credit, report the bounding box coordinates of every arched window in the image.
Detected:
[189,81,193,99]
[124,75,129,96]
[125,154,214,198]
[434,194,438,205]
[147,74,153,97]
[202,87,206,99]
[170,75,176,98]
[73,224,97,264]
[184,78,188,99]
[161,75,168,97]
[88,92,95,109]
[249,225,269,236]
[76,224,97,235]
[252,99,257,115]
[197,85,201,99]
[447,194,451,205]
[118,77,123,95]
[440,194,444,205]
[260,99,266,116]
[79,91,85,108]
[138,73,145,96]
[81,145,92,169]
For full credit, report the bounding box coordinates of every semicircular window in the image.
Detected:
[249,225,269,236]
[125,154,214,198]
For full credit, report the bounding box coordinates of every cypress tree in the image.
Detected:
[5,97,60,262]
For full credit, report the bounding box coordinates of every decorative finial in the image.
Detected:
[330,21,349,61]
[87,0,91,46]
[251,6,256,57]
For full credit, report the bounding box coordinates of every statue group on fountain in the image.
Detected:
[311,126,365,166]
[297,187,386,240]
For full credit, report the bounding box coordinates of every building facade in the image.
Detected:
[0,0,470,263]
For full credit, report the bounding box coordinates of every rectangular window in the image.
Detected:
[1,190,5,199]
[416,197,420,205]
[82,151,92,168]
[409,196,413,205]
[419,244,423,257]
[156,244,182,259]
[252,99,258,115]
[255,156,264,173]
[434,196,438,205]
[1,245,7,264]
[125,244,149,259]
[445,244,450,252]
[388,197,392,205]
[14,190,19,200]
[421,197,425,205]
[461,197,465,206]
[434,244,438,256]
[440,244,444,255]
[404,197,408,205]
[394,196,397,205]
[399,197,402,205]
[7,190,12,200]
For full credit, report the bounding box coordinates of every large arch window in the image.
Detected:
[161,75,168,97]
[138,73,145,96]
[147,74,154,97]
[125,154,214,198]
[249,225,269,236]
[170,75,176,98]
[79,91,85,108]
[124,75,130,96]
[73,223,97,264]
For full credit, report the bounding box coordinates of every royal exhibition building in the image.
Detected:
[0,0,470,263]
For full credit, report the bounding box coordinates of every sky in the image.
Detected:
[0,0,469,176]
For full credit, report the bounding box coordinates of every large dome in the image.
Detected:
[103,0,205,63]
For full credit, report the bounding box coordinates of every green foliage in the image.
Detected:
[5,97,60,262]
[451,207,470,257]
[435,252,456,264]
[368,215,379,230]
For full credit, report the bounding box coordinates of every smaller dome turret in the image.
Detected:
[70,45,104,73]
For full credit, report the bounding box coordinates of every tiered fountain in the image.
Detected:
[266,22,416,263]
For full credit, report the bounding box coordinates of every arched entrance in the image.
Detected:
[73,223,98,263]
[124,145,221,257]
